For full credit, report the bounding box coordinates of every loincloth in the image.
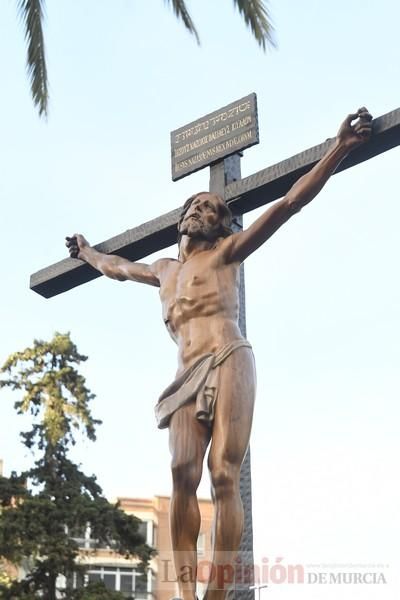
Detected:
[155,339,252,429]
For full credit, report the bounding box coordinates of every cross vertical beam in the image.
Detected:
[209,154,254,600]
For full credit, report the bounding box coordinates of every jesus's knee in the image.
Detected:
[171,457,202,493]
[210,461,240,501]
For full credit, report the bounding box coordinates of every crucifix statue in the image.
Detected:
[63,107,373,600]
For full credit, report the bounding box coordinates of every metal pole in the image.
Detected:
[249,584,268,600]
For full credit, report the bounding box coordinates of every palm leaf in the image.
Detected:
[233,0,276,50]
[17,0,48,117]
[165,0,200,44]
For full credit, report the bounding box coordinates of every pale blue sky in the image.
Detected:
[1,1,399,597]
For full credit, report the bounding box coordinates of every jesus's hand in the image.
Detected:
[337,107,373,151]
[65,234,90,260]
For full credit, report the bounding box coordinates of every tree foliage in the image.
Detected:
[17,0,48,118]
[16,0,275,118]
[233,0,275,50]
[0,561,12,589]
[1,332,99,450]
[0,333,153,600]
[69,581,125,599]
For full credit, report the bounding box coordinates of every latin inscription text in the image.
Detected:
[170,93,259,181]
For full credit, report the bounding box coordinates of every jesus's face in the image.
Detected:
[179,193,224,241]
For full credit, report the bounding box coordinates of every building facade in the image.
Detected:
[71,495,213,600]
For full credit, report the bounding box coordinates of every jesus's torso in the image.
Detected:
[158,246,244,373]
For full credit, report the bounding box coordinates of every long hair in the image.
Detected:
[177,192,233,246]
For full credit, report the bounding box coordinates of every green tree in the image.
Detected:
[70,581,125,599]
[0,333,153,600]
[17,0,275,118]
[0,560,12,590]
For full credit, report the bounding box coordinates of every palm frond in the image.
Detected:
[233,0,276,50]
[18,0,48,117]
[165,0,200,44]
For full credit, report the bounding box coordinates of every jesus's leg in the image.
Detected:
[169,403,211,600]
[205,347,256,600]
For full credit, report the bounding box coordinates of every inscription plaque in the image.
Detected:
[171,93,259,181]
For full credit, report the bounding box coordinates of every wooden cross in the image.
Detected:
[31,107,400,300]
[30,103,400,600]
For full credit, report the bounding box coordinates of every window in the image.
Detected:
[80,566,150,599]
[138,521,147,541]
[87,572,101,584]
[103,572,116,591]
[65,571,84,589]
[69,519,154,549]
[152,523,157,547]
[135,572,148,599]
[69,524,88,549]
[137,520,154,545]
[69,523,112,550]
[121,573,134,594]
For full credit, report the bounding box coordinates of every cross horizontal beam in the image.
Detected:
[31,108,400,298]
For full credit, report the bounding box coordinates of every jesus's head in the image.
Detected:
[177,192,233,246]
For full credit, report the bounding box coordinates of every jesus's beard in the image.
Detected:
[181,217,219,241]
